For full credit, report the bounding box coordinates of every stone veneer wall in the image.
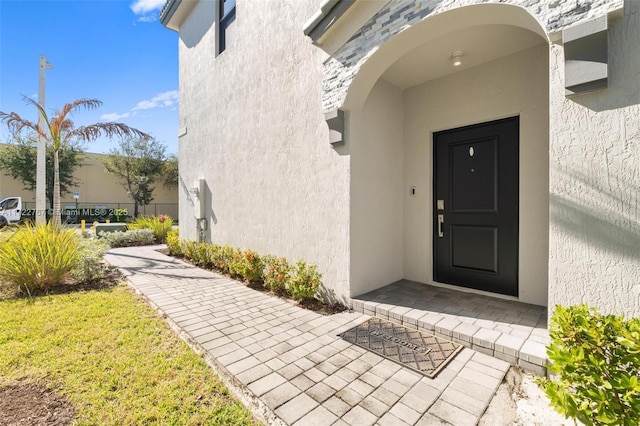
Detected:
[322,0,624,112]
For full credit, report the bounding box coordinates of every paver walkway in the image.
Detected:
[353,281,550,376]
[105,246,511,426]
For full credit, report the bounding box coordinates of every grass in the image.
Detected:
[0,285,258,425]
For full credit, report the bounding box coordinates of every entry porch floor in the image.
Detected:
[352,280,550,376]
[104,246,555,425]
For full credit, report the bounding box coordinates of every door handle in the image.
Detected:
[438,214,444,238]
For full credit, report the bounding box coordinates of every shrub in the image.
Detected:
[166,229,182,255]
[263,256,292,295]
[181,240,199,259]
[537,304,640,425]
[192,242,211,267]
[163,234,325,303]
[72,237,111,282]
[229,250,264,283]
[0,222,81,293]
[205,244,222,270]
[98,229,155,248]
[289,261,321,300]
[128,215,174,243]
[213,245,238,274]
[204,244,222,269]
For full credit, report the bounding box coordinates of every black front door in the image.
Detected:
[433,117,519,296]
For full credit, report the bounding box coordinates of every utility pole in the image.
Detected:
[36,56,52,224]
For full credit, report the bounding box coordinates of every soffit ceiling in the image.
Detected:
[381,24,546,89]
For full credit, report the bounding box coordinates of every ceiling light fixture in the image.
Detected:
[450,50,464,67]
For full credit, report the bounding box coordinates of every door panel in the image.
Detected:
[450,138,496,212]
[451,226,497,272]
[434,117,519,296]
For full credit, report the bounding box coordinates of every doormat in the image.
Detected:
[339,318,464,378]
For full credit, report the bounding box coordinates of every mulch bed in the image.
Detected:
[156,248,346,315]
[0,264,123,300]
[0,380,75,426]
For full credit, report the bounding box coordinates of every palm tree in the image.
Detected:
[0,97,149,226]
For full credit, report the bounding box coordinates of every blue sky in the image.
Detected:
[0,0,179,155]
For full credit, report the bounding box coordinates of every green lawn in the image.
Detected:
[0,285,258,425]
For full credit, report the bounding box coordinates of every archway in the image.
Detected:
[347,3,550,307]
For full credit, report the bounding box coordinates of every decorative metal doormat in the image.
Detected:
[339,318,463,378]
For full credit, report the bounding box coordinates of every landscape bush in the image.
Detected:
[98,229,155,248]
[166,229,182,255]
[192,242,211,267]
[289,261,322,300]
[213,245,239,274]
[167,236,322,301]
[0,222,81,293]
[72,237,111,282]
[181,240,199,260]
[538,304,640,425]
[128,215,174,243]
[229,249,264,284]
[263,255,292,295]
[200,244,219,268]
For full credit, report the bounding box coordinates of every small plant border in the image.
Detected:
[165,229,345,314]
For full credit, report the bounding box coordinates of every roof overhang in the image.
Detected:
[303,0,355,41]
[160,0,198,32]
[304,0,389,54]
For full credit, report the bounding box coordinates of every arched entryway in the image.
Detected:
[347,3,550,307]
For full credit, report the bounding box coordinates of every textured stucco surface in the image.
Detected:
[548,2,640,316]
[177,0,352,304]
[401,45,550,307]
[174,0,640,316]
[349,79,404,297]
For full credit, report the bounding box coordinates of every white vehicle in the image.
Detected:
[0,196,22,228]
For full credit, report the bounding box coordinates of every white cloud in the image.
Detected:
[99,90,177,123]
[100,112,131,121]
[130,0,166,15]
[132,90,178,111]
[100,90,178,121]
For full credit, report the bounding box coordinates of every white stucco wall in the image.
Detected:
[549,4,640,317]
[349,79,404,296]
[177,0,352,304]
[402,45,550,306]
[173,0,639,314]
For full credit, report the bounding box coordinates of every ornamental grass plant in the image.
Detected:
[128,214,173,243]
[0,222,81,294]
